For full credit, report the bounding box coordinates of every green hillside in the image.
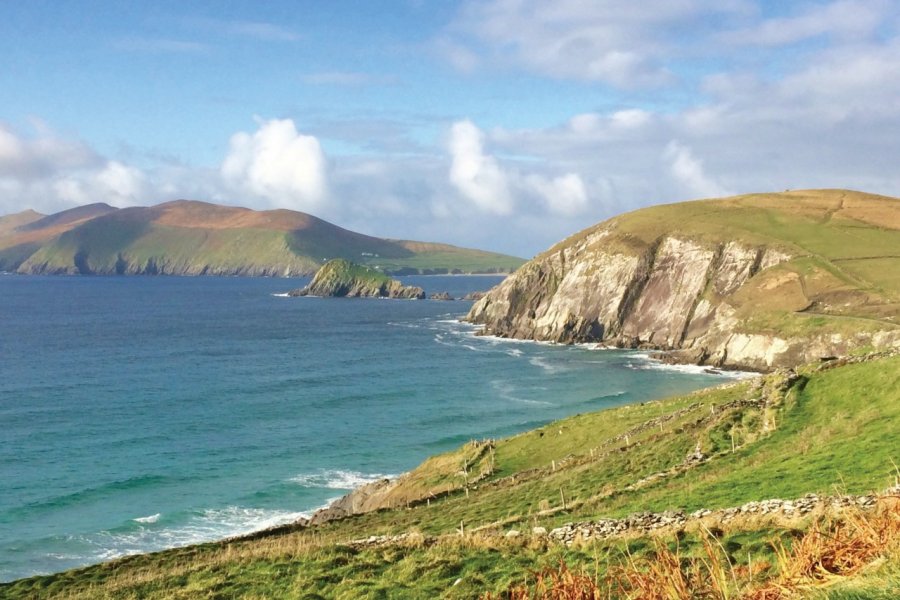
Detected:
[5,352,898,599]
[0,200,524,276]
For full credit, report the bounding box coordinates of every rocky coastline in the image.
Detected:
[464,192,900,372]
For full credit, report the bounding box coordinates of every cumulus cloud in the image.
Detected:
[0,122,157,215]
[448,119,514,215]
[525,173,589,216]
[663,141,733,199]
[0,122,99,180]
[54,161,148,206]
[447,119,590,218]
[221,118,328,212]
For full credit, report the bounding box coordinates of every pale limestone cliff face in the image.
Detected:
[620,238,717,348]
[466,235,899,371]
[467,229,646,342]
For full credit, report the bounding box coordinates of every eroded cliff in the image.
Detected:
[466,190,900,371]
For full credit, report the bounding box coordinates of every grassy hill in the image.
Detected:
[4,352,898,598]
[0,200,523,276]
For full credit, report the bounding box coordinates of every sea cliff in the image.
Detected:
[466,190,900,371]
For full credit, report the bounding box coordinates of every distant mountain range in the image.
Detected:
[0,200,524,276]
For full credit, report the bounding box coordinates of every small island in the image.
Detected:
[288,258,425,299]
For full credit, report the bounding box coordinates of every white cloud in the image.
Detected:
[95,161,147,204]
[568,113,603,135]
[525,172,589,216]
[440,0,750,87]
[0,122,99,180]
[448,119,591,218]
[610,109,652,130]
[185,18,301,42]
[51,162,147,207]
[0,123,152,215]
[448,119,514,215]
[663,141,733,199]
[221,118,328,212]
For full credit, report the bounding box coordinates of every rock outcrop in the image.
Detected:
[466,190,900,371]
[462,291,487,301]
[288,259,425,299]
[308,478,396,525]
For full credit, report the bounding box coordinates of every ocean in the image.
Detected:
[0,275,743,581]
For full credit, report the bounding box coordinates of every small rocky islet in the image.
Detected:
[286,258,492,300]
[287,258,425,299]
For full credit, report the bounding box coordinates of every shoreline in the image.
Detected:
[7,350,896,588]
[1,317,750,584]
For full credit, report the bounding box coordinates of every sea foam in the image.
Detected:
[289,469,395,490]
[132,513,160,524]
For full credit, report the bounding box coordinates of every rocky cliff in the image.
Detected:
[289,258,425,299]
[466,190,900,371]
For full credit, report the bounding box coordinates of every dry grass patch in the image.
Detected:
[485,497,899,600]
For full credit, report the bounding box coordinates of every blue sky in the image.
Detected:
[2,0,900,256]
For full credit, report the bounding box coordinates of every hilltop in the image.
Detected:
[467,189,900,371]
[0,200,524,276]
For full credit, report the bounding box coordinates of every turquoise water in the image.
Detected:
[0,275,740,581]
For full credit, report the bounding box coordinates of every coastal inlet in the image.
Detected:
[0,275,739,581]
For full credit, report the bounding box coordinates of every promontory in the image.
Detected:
[466,189,900,371]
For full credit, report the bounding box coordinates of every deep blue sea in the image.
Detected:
[0,275,744,581]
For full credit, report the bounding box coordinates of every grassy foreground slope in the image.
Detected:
[0,200,523,276]
[5,353,898,599]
